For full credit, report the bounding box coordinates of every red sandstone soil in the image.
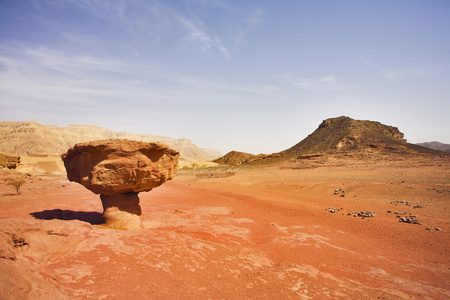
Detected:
[0,156,449,299]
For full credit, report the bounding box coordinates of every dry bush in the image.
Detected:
[6,178,26,195]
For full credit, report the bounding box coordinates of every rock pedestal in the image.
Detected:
[61,140,179,229]
[100,193,142,229]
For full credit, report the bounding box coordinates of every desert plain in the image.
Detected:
[0,153,449,299]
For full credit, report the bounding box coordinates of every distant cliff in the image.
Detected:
[0,121,221,161]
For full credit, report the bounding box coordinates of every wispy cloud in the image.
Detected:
[280,72,344,90]
[0,44,256,109]
[176,14,230,59]
[37,0,233,59]
[0,45,124,80]
[246,8,263,25]
[360,57,442,80]
[233,8,264,45]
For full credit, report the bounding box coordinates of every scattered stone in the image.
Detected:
[427,188,449,194]
[398,216,422,225]
[435,228,441,231]
[348,211,376,218]
[426,227,432,231]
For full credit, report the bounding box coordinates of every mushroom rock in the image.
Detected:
[61,140,179,229]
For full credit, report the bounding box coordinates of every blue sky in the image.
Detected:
[1,0,449,154]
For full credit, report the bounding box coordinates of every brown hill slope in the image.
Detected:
[0,121,221,161]
[281,116,406,156]
[215,116,446,165]
[213,151,258,166]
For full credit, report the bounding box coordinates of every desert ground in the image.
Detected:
[0,154,449,299]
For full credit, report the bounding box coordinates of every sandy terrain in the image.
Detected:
[0,154,449,299]
[16,155,66,176]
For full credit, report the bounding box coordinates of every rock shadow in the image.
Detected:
[30,209,103,225]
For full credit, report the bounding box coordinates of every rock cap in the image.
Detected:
[62,139,179,195]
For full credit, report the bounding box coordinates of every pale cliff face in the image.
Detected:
[0,121,221,161]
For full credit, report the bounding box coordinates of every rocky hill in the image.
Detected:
[281,116,407,156]
[213,151,260,166]
[416,142,450,153]
[0,121,221,161]
[215,116,446,165]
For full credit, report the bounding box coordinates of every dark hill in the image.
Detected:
[416,142,450,153]
[215,116,446,165]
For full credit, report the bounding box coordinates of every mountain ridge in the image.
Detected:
[416,141,450,153]
[0,121,221,161]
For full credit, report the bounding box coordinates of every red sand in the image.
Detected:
[0,156,449,299]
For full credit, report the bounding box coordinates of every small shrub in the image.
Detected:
[7,178,26,195]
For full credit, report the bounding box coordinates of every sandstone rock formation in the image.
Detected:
[62,140,179,229]
[0,152,20,169]
[0,121,221,161]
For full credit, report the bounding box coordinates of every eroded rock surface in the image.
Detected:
[0,152,20,170]
[62,140,179,229]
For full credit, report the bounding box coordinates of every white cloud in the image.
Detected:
[176,13,231,59]
[233,8,264,45]
[34,0,233,59]
[360,57,442,80]
[281,72,343,90]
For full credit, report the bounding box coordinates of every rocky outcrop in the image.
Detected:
[282,116,407,156]
[0,121,220,161]
[0,152,20,169]
[62,140,179,229]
